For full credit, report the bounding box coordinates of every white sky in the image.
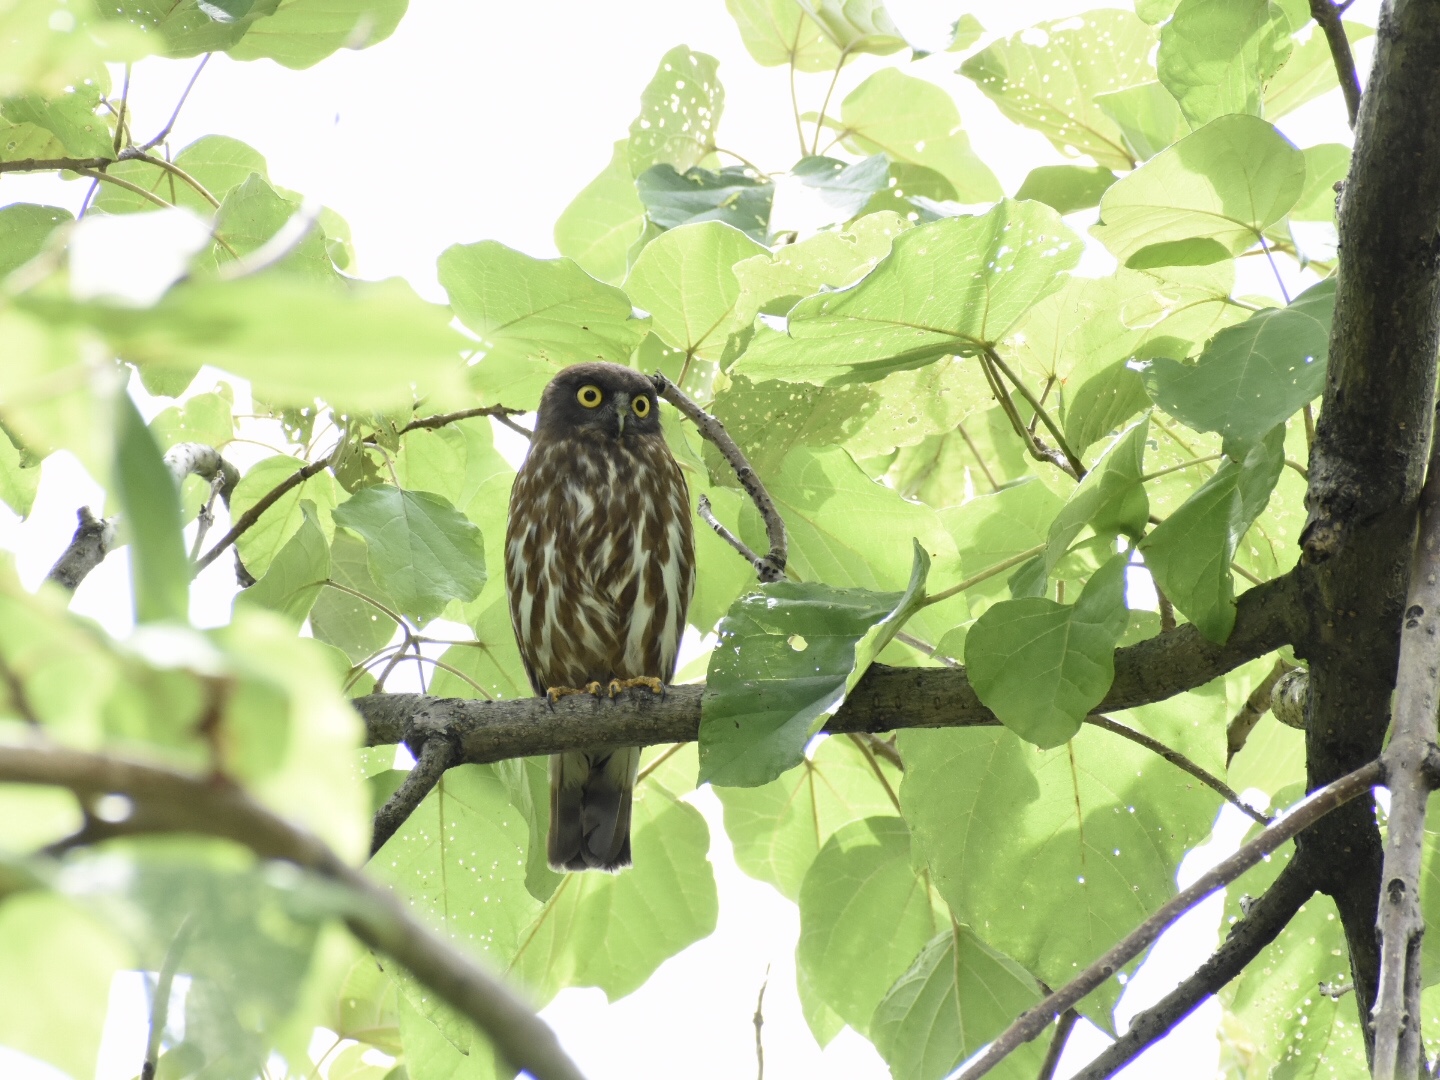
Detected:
[0,1,1380,1078]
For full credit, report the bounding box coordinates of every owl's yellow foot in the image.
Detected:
[607,676,666,699]
[546,682,604,705]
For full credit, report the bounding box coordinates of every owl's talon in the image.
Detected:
[545,683,605,705]
[606,676,666,699]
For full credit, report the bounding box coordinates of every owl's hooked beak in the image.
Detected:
[613,392,630,437]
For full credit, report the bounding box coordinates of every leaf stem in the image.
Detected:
[921,543,1047,608]
[983,347,1085,478]
[810,51,848,156]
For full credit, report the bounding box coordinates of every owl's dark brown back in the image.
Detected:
[504,362,695,871]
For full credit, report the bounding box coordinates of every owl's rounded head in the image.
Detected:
[534,362,663,441]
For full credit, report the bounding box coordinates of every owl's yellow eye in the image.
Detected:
[577,385,603,408]
[632,396,651,417]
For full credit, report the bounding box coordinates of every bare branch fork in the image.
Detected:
[953,758,1384,1080]
[651,372,787,582]
[0,741,586,1080]
[1370,410,1440,1080]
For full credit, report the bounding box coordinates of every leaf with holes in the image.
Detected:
[961,10,1158,172]
[733,199,1081,385]
[628,46,724,177]
[700,542,928,787]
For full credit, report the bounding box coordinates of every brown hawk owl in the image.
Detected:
[504,362,696,871]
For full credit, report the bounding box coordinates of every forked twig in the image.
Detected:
[652,372,787,582]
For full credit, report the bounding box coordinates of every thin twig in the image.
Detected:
[753,966,770,1080]
[371,737,456,855]
[1226,658,1294,764]
[984,348,1086,479]
[113,64,131,156]
[0,741,587,1080]
[955,418,1000,492]
[140,914,194,1080]
[787,30,806,159]
[1256,233,1291,304]
[118,149,220,208]
[847,732,901,813]
[1370,404,1440,1080]
[1036,1009,1078,1080]
[978,351,1077,479]
[140,54,212,151]
[696,494,774,579]
[893,630,959,668]
[1087,714,1270,825]
[0,655,39,725]
[654,373,786,582]
[811,51,848,156]
[189,475,227,562]
[72,167,172,211]
[952,758,1384,1080]
[195,457,332,571]
[1310,0,1362,127]
[390,404,530,438]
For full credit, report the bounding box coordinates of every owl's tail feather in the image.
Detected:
[548,747,639,872]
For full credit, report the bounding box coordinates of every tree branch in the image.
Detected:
[1070,857,1316,1080]
[1036,1008,1078,1080]
[354,572,1301,758]
[45,507,116,591]
[1309,0,1362,128]
[370,736,455,856]
[0,742,586,1080]
[652,372,787,582]
[196,457,331,571]
[1294,0,1440,1054]
[1371,405,1440,1080]
[389,405,530,439]
[952,759,1383,1080]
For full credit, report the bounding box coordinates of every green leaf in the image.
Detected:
[871,925,1044,1080]
[309,531,398,663]
[438,240,647,411]
[960,10,1158,172]
[1036,417,1150,581]
[635,163,773,240]
[699,542,928,786]
[1157,0,1292,127]
[121,0,279,57]
[331,485,486,623]
[1014,165,1117,215]
[150,388,236,453]
[1287,143,1350,222]
[554,139,646,285]
[371,764,543,975]
[1091,114,1305,264]
[224,0,406,68]
[899,715,1222,1024]
[1093,81,1191,162]
[0,203,71,280]
[860,161,959,221]
[965,553,1129,747]
[1,81,113,158]
[236,502,330,625]
[115,392,189,623]
[724,0,841,72]
[798,816,943,1035]
[731,210,905,324]
[799,0,907,56]
[508,780,718,1003]
[628,46,724,177]
[1139,425,1285,642]
[714,734,901,901]
[624,220,768,365]
[1264,19,1374,119]
[1143,278,1334,451]
[791,153,891,225]
[941,477,1064,607]
[1125,236,1232,269]
[945,13,984,52]
[705,372,876,476]
[209,173,337,280]
[838,69,1001,202]
[397,991,500,1080]
[0,892,134,1080]
[229,455,339,580]
[734,199,1082,385]
[28,274,469,412]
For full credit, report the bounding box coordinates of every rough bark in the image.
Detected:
[1295,0,1440,1056]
